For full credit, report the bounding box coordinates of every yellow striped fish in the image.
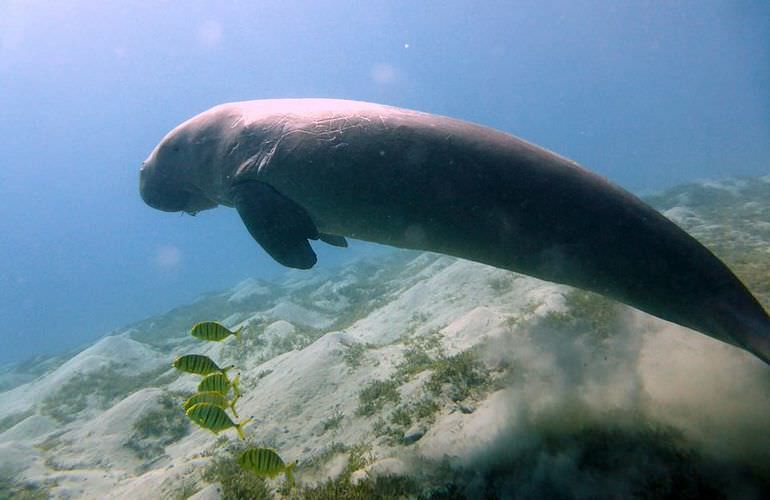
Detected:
[182,391,240,418]
[172,354,231,376]
[185,403,251,439]
[197,372,241,398]
[237,447,296,486]
[191,321,243,342]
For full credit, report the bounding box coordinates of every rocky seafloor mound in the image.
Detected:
[1,175,769,499]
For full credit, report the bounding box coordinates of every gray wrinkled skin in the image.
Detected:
[140,99,769,365]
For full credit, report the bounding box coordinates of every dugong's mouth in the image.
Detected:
[139,167,189,212]
[139,166,217,214]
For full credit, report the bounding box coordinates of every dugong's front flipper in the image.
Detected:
[231,181,319,269]
[319,233,348,247]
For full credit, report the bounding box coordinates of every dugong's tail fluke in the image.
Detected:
[740,313,770,365]
[711,296,770,365]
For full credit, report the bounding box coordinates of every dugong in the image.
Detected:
[139,99,769,365]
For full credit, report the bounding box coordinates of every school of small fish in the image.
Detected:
[172,322,248,438]
[172,321,295,488]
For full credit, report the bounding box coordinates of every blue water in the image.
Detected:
[0,0,768,364]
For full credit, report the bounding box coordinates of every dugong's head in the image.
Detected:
[139,113,225,215]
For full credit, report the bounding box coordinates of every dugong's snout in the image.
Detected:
[139,164,191,212]
[140,163,219,214]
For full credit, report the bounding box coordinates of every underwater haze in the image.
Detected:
[1,2,769,368]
